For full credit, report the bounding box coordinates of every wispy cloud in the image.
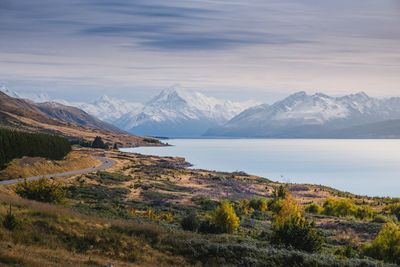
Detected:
[0,0,399,100]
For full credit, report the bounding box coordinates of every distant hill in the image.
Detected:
[0,91,160,146]
[35,101,122,133]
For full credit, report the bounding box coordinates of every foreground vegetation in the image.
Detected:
[1,149,400,266]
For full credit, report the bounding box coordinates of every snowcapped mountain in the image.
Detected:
[0,85,21,98]
[205,91,400,138]
[0,85,51,103]
[115,85,258,137]
[75,95,143,123]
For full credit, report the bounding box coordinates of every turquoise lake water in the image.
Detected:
[121,139,400,197]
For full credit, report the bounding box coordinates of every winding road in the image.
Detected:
[0,156,115,185]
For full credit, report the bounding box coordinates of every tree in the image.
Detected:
[212,201,240,233]
[91,136,108,149]
[271,194,324,252]
[0,128,71,170]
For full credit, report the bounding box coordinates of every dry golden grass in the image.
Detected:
[0,192,189,267]
[0,151,100,180]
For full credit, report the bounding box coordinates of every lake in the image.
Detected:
[120,139,400,197]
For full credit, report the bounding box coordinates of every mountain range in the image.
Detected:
[206,91,400,138]
[3,85,400,138]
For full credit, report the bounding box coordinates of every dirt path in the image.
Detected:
[0,157,115,185]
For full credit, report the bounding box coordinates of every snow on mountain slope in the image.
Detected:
[115,85,257,137]
[0,85,21,98]
[75,95,143,123]
[206,91,400,137]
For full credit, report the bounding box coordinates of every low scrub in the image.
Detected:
[212,201,240,234]
[384,202,400,220]
[271,194,324,252]
[363,222,400,264]
[323,198,375,220]
[15,178,65,204]
[305,203,323,214]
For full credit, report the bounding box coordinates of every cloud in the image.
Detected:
[1,0,400,100]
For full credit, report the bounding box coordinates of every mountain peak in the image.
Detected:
[0,85,20,98]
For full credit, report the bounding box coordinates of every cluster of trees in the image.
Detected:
[70,136,110,149]
[0,128,71,169]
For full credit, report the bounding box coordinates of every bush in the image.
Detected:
[181,212,200,231]
[272,185,288,199]
[371,214,393,224]
[249,197,268,212]
[363,222,400,264]
[322,198,375,219]
[198,219,222,234]
[272,216,324,252]
[305,203,323,214]
[15,178,65,203]
[384,203,400,220]
[236,199,254,216]
[2,205,17,230]
[212,201,240,234]
[272,194,324,252]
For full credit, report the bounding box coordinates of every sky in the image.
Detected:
[0,0,400,103]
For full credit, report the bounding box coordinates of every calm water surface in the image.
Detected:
[121,139,400,197]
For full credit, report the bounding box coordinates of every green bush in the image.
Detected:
[272,185,288,199]
[2,205,18,230]
[181,212,200,232]
[212,201,240,234]
[322,198,375,219]
[305,203,323,214]
[371,214,393,224]
[384,202,400,220]
[363,222,400,264]
[198,219,222,234]
[272,215,324,252]
[15,178,65,203]
[272,194,324,252]
[249,197,268,212]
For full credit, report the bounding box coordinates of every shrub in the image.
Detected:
[272,194,324,252]
[181,212,200,231]
[272,215,324,252]
[363,222,400,264]
[323,198,357,217]
[384,203,400,220]
[371,214,396,224]
[322,198,375,219]
[212,201,240,234]
[249,197,268,212]
[198,219,222,234]
[15,178,65,203]
[2,205,18,230]
[272,184,288,199]
[305,203,323,214]
[236,199,254,216]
